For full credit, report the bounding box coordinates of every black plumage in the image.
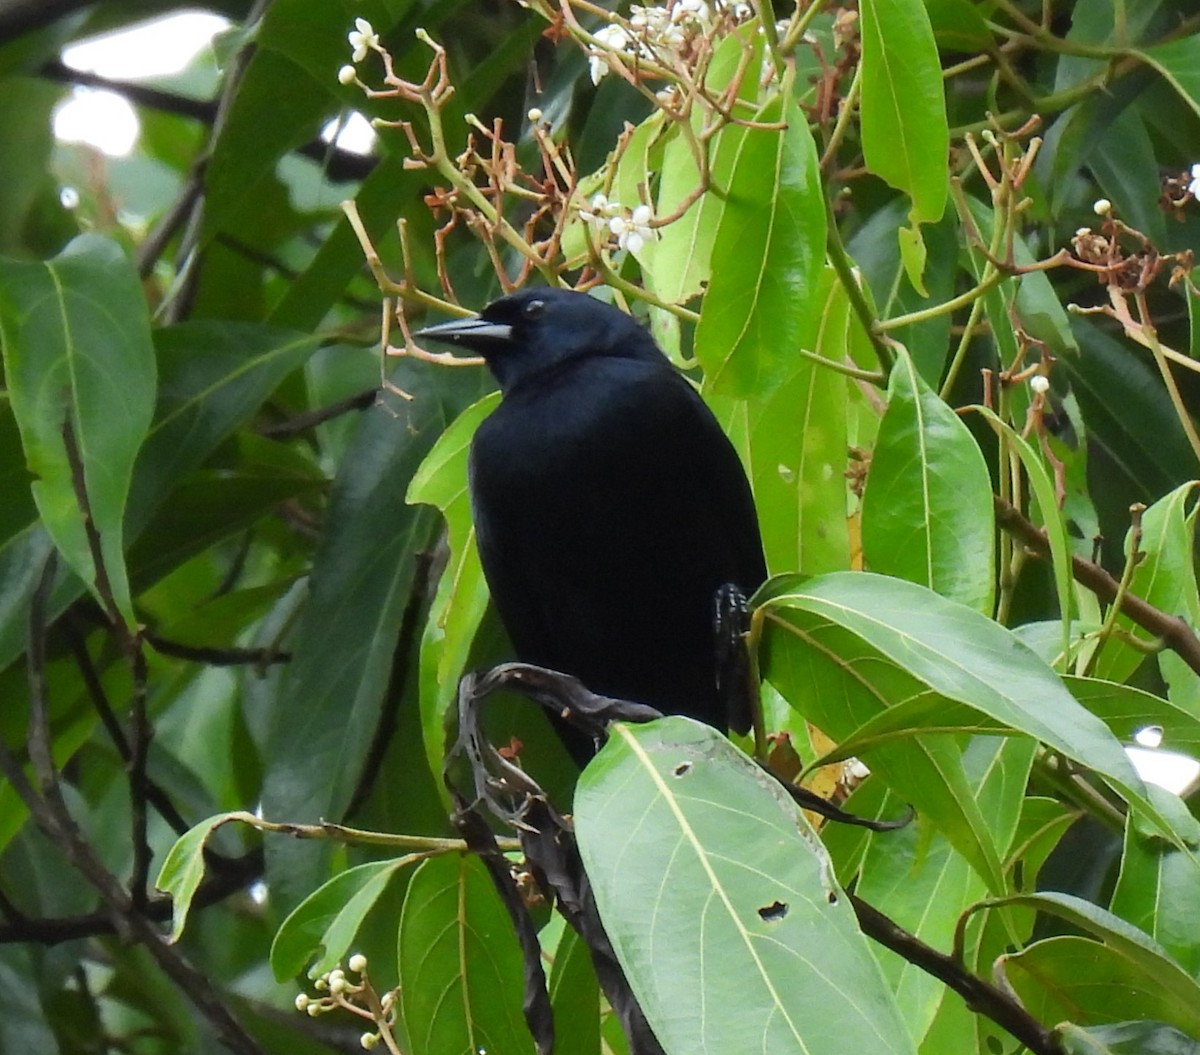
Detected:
[417,288,767,752]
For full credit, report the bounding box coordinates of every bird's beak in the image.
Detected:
[414,315,513,351]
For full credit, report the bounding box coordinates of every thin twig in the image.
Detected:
[5,555,265,1054]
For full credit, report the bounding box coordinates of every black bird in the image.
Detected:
[417,288,767,754]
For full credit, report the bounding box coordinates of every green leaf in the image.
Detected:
[0,320,318,669]
[575,718,915,1055]
[896,222,929,297]
[576,720,912,1055]
[719,269,853,576]
[641,28,762,304]
[856,738,1032,1045]
[974,406,1074,662]
[398,854,531,1055]
[994,890,1200,1042]
[862,350,994,613]
[694,91,826,397]
[1091,483,1200,685]
[924,0,993,51]
[548,926,601,1055]
[760,573,1176,848]
[1004,933,1200,1041]
[0,77,59,255]
[409,393,498,779]
[1142,36,1200,121]
[1059,1020,1200,1055]
[130,321,321,530]
[1111,805,1200,978]
[0,234,156,627]
[156,811,258,943]
[850,200,960,386]
[271,859,410,981]
[859,0,949,225]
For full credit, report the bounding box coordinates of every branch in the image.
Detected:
[144,630,292,668]
[0,849,263,946]
[994,495,1200,678]
[2,553,265,1055]
[851,895,1062,1055]
[257,386,380,439]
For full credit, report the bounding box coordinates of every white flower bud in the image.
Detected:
[349,953,368,973]
[527,107,543,123]
[1030,375,1050,394]
[1093,198,1111,216]
[294,993,310,1011]
[361,1033,380,1050]
[338,65,357,85]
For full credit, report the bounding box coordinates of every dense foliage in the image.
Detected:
[3,0,1200,1052]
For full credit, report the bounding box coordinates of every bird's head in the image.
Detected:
[414,287,664,392]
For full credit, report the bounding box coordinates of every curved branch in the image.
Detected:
[994,495,1200,678]
[851,895,1062,1055]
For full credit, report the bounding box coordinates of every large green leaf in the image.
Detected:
[1005,935,1200,1042]
[994,891,1200,1042]
[694,91,826,397]
[271,858,411,980]
[0,234,156,627]
[760,573,1176,848]
[407,393,498,784]
[862,350,994,613]
[720,269,853,576]
[858,0,948,225]
[640,29,761,304]
[397,854,531,1055]
[1111,811,1200,979]
[575,718,915,1055]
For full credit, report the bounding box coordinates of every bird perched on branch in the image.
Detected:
[417,288,767,758]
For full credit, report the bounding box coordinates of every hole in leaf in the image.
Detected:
[672,761,692,777]
[827,891,838,905]
[757,900,788,922]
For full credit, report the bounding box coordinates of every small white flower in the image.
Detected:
[1189,163,1200,198]
[1030,374,1050,395]
[609,204,655,253]
[348,17,379,63]
[588,24,631,83]
[1092,197,1112,216]
[337,64,357,85]
[580,193,620,228]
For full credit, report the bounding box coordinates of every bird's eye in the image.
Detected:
[523,299,546,319]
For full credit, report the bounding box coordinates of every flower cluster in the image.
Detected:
[294,955,398,1052]
[587,0,751,84]
[578,193,656,253]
